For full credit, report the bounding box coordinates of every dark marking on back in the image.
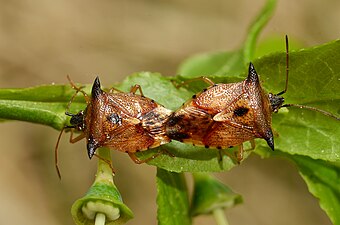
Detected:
[107,113,122,125]
[167,114,185,126]
[234,107,249,117]
[167,131,190,141]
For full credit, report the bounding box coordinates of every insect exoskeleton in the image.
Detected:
[166,36,339,163]
[165,63,274,162]
[58,76,172,165]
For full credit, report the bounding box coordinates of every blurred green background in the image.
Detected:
[0,0,339,224]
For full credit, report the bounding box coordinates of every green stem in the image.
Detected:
[243,0,277,63]
[95,213,106,225]
[71,148,134,225]
[156,168,191,225]
[95,148,115,184]
[212,208,229,225]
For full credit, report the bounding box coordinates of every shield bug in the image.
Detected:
[166,36,339,162]
[55,76,172,177]
[166,63,268,162]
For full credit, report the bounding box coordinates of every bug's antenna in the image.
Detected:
[55,127,65,179]
[281,104,340,121]
[276,35,289,96]
[54,76,88,180]
[66,75,91,113]
[274,36,339,121]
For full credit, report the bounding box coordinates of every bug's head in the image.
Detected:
[268,93,285,113]
[65,111,86,131]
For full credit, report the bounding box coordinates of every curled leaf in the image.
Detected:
[71,148,133,225]
[191,173,242,216]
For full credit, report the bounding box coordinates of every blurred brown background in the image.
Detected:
[0,0,339,224]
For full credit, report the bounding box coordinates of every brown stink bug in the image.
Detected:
[165,63,270,162]
[55,76,172,177]
[166,36,339,162]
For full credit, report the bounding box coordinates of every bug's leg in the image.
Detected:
[54,128,86,179]
[65,76,90,121]
[162,148,175,158]
[217,149,225,169]
[217,149,223,162]
[128,152,160,164]
[236,144,244,163]
[66,75,90,104]
[172,76,215,88]
[55,127,65,179]
[243,140,256,154]
[219,148,239,165]
[69,129,86,143]
[220,141,255,165]
[236,140,256,162]
[129,84,144,96]
[108,87,123,93]
[94,153,116,174]
[128,148,174,164]
[128,152,147,164]
[248,140,256,151]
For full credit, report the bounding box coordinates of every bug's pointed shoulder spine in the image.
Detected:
[246,62,260,84]
[92,76,103,99]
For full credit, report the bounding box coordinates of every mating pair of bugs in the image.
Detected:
[55,37,339,177]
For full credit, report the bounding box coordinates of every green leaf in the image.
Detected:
[0,84,88,130]
[115,72,190,111]
[156,169,191,225]
[177,50,245,79]
[0,100,84,130]
[254,40,340,161]
[191,173,242,216]
[290,155,340,225]
[254,35,303,59]
[0,84,88,102]
[178,0,276,78]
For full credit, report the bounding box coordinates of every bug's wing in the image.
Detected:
[108,93,158,117]
[213,98,255,130]
[203,122,255,147]
[103,116,155,153]
[165,104,214,142]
